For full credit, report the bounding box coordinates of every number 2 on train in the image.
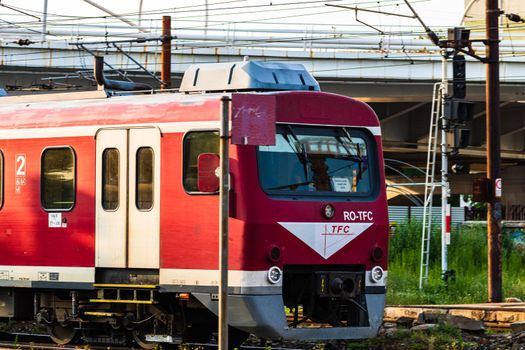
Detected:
[16,154,26,176]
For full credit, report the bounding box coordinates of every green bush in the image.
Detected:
[387,221,525,305]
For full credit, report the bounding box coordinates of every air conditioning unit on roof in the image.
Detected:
[179,60,320,93]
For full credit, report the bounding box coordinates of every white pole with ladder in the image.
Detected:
[420,52,450,288]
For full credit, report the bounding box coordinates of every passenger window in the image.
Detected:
[41,147,75,211]
[102,148,119,210]
[136,147,153,210]
[182,131,219,193]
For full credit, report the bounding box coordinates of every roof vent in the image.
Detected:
[179,60,320,93]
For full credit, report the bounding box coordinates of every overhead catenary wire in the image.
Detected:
[1,0,524,85]
[0,0,422,23]
[2,33,525,70]
[0,0,433,33]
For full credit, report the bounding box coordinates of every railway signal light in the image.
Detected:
[452,54,466,99]
[445,54,473,126]
[453,128,471,149]
[444,99,474,125]
[451,162,470,175]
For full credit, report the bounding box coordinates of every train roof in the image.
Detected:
[0,60,378,131]
[0,89,379,131]
[0,90,227,130]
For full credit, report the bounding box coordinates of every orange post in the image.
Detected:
[161,16,171,89]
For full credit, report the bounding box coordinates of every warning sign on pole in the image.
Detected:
[495,178,502,198]
[445,204,451,246]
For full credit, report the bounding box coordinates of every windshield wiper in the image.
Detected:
[285,125,311,180]
[339,127,364,182]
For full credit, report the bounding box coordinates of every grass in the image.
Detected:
[387,221,525,305]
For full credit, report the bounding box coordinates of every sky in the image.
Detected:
[0,0,465,39]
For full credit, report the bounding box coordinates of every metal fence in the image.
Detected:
[389,205,525,224]
[388,206,465,225]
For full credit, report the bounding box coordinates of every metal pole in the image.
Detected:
[486,0,502,302]
[205,0,209,36]
[161,16,171,90]
[440,53,449,277]
[138,0,144,26]
[218,96,231,350]
[41,0,48,42]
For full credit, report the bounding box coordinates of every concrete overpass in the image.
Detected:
[0,29,524,208]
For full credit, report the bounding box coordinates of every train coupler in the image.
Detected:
[315,271,363,298]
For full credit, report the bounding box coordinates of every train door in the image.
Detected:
[95,128,161,269]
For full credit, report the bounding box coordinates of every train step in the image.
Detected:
[84,311,125,317]
[89,298,157,304]
[145,334,183,344]
[93,283,158,289]
[91,284,158,304]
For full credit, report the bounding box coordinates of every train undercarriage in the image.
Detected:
[0,284,248,349]
[31,286,250,349]
[0,265,384,348]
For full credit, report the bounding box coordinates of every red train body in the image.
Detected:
[0,62,388,347]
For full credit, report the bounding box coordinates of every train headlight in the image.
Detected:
[267,266,282,284]
[370,266,384,283]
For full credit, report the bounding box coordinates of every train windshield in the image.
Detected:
[257,124,375,197]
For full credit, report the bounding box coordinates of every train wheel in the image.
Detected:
[132,329,158,350]
[47,324,77,345]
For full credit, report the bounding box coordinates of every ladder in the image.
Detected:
[419,82,443,289]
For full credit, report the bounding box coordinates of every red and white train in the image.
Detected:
[0,61,388,348]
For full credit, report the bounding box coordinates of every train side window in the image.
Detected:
[136,147,154,210]
[182,131,219,193]
[102,148,119,210]
[41,147,75,211]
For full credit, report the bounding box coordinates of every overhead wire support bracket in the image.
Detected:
[325,2,419,41]
[403,0,440,46]
[353,8,384,35]
[70,37,175,46]
[111,43,164,85]
[71,36,176,88]
[325,3,416,19]
[74,43,133,82]
[0,2,40,20]
[453,47,486,63]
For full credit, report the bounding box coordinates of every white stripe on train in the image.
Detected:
[0,122,381,140]
[0,266,386,288]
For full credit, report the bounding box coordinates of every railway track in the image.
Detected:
[0,331,310,350]
[4,303,524,350]
[385,302,525,329]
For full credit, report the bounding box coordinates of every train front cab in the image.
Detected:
[193,91,388,340]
